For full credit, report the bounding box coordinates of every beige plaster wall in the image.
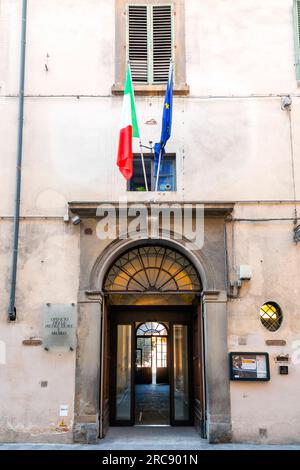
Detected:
[0,220,79,442]
[228,203,300,444]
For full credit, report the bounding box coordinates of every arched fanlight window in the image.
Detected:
[259,302,283,332]
[136,322,168,336]
[103,245,201,293]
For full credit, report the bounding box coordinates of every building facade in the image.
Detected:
[0,0,300,444]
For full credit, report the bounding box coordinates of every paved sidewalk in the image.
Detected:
[0,427,299,450]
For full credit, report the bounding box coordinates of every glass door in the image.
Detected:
[110,315,193,427]
[111,324,134,425]
[170,323,193,425]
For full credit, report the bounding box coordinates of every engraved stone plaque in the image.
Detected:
[43,304,76,351]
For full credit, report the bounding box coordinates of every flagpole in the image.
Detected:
[155,59,173,192]
[155,147,162,192]
[139,138,149,191]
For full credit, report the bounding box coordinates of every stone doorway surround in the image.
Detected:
[70,202,234,444]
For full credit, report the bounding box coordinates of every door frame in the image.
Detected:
[109,306,196,427]
[135,327,169,385]
[110,320,135,426]
[169,319,194,426]
[99,297,110,437]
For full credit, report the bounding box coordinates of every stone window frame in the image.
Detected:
[259,301,283,332]
[112,0,189,95]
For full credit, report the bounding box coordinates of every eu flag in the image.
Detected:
[154,62,173,181]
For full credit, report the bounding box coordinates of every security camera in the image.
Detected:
[281,96,292,110]
[294,225,300,243]
[71,215,81,225]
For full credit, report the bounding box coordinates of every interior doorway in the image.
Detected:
[109,307,195,427]
[135,322,169,425]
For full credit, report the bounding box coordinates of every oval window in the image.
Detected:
[259,302,283,332]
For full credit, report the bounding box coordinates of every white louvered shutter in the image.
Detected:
[152,5,172,83]
[127,4,173,84]
[128,5,148,83]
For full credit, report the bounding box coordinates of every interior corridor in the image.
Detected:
[135,384,170,425]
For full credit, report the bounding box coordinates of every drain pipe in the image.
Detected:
[8,0,28,321]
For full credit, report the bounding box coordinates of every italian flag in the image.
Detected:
[117,64,139,180]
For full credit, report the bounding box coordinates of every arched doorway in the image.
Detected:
[73,210,233,444]
[102,244,204,430]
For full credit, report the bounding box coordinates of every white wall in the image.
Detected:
[186,0,297,95]
[0,0,299,214]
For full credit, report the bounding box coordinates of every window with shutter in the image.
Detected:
[127,4,173,85]
[293,0,300,80]
[114,0,188,95]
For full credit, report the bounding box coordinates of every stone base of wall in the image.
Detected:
[73,423,99,444]
[206,421,232,444]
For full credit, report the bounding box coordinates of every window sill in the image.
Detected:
[111,83,190,96]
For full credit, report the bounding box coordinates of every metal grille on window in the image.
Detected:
[259,302,283,332]
[136,322,168,336]
[103,245,201,293]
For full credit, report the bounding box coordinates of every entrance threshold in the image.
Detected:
[134,424,171,427]
[99,427,205,450]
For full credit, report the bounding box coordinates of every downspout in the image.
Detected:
[8,0,28,321]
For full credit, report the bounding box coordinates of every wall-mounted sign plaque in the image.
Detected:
[265,340,286,346]
[43,304,76,351]
[229,352,270,381]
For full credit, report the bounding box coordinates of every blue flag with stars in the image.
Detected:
[154,62,173,178]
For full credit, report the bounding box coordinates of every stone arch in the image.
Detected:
[89,235,216,293]
[76,234,231,445]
